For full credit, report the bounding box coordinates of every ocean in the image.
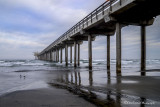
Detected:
[0,59,160,106]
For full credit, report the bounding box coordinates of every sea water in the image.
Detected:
[0,59,160,106]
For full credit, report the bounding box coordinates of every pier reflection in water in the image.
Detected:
[49,66,159,107]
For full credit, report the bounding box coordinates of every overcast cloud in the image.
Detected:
[0,0,160,60]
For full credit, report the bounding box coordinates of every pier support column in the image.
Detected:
[107,36,110,70]
[45,53,47,61]
[78,44,80,66]
[47,53,49,61]
[88,35,92,70]
[49,52,50,61]
[54,51,56,62]
[88,35,92,69]
[48,53,50,61]
[57,49,59,62]
[70,46,72,63]
[74,41,77,67]
[116,23,121,74]
[50,51,53,61]
[65,45,68,66]
[53,51,54,61]
[56,50,57,62]
[141,25,146,72]
[60,48,62,63]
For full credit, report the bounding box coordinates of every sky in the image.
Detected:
[0,0,160,60]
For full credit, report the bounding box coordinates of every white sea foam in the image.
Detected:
[0,62,12,67]
[0,60,5,63]
[0,60,45,67]
[21,63,44,66]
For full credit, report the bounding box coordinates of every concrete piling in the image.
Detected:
[70,46,72,63]
[141,25,146,72]
[65,45,68,66]
[88,35,92,70]
[107,36,110,70]
[116,23,121,74]
[78,44,80,66]
[50,51,52,61]
[60,48,63,63]
[74,41,77,67]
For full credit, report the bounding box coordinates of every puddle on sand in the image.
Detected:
[48,70,159,107]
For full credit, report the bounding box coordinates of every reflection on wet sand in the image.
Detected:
[141,71,146,76]
[74,70,77,85]
[78,72,81,86]
[71,72,73,84]
[140,97,146,107]
[65,73,68,84]
[89,71,93,86]
[49,68,158,107]
[107,70,111,85]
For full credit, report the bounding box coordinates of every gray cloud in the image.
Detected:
[0,0,160,60]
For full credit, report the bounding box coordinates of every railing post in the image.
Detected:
[96,10,98,20]
[120,0,122,5]
[83,20,84,28]
[102,4,104,15]
[110,0,113,11]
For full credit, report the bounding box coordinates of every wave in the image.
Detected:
[0,60,46,67]
[80,59,160,65]
[21,63,44,66]
[0,59,160,67]
[0,60,5,63]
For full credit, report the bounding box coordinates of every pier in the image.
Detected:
[38,0,160,74]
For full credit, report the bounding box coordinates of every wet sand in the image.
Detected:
[0,87,96,107]
[50,71,160,107]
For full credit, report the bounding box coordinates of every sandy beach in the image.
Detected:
[0,87,96,107]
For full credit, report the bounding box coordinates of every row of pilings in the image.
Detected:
[38,22,149,76]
